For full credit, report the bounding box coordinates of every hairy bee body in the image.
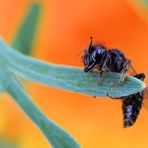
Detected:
[83,37,131,84]
[82,37,146,128]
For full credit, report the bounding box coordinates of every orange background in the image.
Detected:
[0,0,148,147]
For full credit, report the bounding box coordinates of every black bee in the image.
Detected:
[82,37,146,128]
[83,37,132,85]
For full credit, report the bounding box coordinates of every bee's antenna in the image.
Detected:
[89,36,93,50]
[90,36,93,41]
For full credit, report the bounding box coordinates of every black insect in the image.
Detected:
[82,37,147,128]
[121,73,145,128]
[83,37,132,85]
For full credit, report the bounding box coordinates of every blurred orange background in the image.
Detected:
[0,0,148,147]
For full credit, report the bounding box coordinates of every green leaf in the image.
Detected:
[0,85,4,94]
[0,39,145,98]
[7,76,79,148]
[140,0,148,5]
[11,3,41,55]
[0,39,80,147]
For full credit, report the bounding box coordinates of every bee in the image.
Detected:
[83,37,132,85]
[82,37,147,127]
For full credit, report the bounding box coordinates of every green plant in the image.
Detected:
[0,39,80,147]
[0,38,145,148]
[0,2,145,148]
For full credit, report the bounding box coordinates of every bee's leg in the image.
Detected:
[97,70,104,84]
[130,65,137,75]
[119,60,131,84]
[113,60,131,87]
[106,93,115,99]
[97,54,111,85]
[112,74,127,87]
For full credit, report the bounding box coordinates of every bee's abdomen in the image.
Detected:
[122,91,144,128]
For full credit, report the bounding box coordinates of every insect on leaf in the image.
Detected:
[0,39,145,98]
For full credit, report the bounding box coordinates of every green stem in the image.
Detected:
[7,76,80,148]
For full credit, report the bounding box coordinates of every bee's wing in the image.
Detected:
[122,91,144,128]
[143,89,148,110]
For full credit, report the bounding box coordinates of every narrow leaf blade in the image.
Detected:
[7,76,80,148]
[11,3,41,55]
[0,39,145,97]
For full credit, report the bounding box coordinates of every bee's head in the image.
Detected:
[83,37,106,72]
[83,51,96,72]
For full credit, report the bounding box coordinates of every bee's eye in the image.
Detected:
[97,47,105,55]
